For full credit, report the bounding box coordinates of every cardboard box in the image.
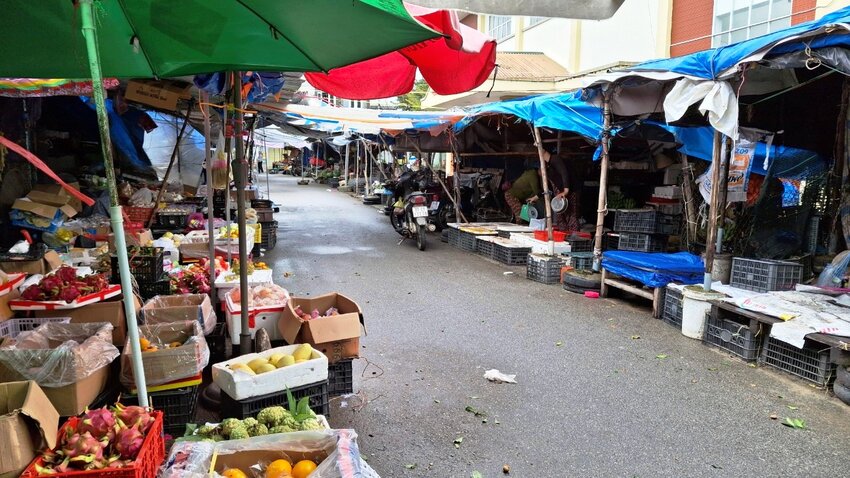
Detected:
[278,293,363,363]
[33,293,141,346]
[41,365,109,417]
[140,294,216,335]
[120,321,207,388]
[0,381,59,478]
[125,79,192,111]
[0,288,20,322]
[0,250,62,276]
[30,183,83,213]
[10,199,77,232]
[108,229,153,252]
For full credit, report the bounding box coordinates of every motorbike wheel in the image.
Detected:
[390,209,404,235]
[417,224,427,251]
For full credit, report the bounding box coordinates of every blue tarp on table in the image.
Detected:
[602,251,704,288]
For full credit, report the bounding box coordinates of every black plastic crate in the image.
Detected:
[110,247,164,284]
[0,242,48,262]
[328,359,354,396]
[155,213,188,229]
[617,232,667,252]
[730,258,802,292]
[760,337,836,387]
[123,386,199,439]
[563,252,593,271]
[457,231,478,252]
[703,312,761,361]
[492,243,531,266]
[661,286,684,328]
[220,380,330,419]
[657,214,682,235]
[447,228,460,247]
[527,254,565,284]
[476,238,495,258]
[566,237,592,252]
[251,199,274,209]
[207,322,229,364]
[604,232,619,251]
[137,275,171,300]
[614,209,680,235]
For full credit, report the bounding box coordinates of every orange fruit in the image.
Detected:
[266,459,293,478]
[291,460,318,478]
[139,337,150,350]
[222,469,248,478]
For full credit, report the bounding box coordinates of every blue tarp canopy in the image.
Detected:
[628,6,850,80]
[602,251,704,288]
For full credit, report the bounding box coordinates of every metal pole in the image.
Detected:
[355,140,361,195]
[703,130,724,290]
[233,73,252,355]
[532,126,554,255]
[344,142,350,184]
[148,102,193,229]
[80,0,147,405]
[202,91,217,303]
[412,143,468,223]
[593,91,612,272]
[449,140,466,223]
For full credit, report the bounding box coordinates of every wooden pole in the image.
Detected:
[532,125,554,254]
[593,92,612,271]
[412,143,468,223]
[703,130,724,290]
[680,153,699,244]
[449,139,467,223]
[233,72,252,355]
[201,91,216,303]
[715,136,731,252]
[147,101,193,228]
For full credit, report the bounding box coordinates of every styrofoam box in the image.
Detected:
[215,269,274,301]
[510,233,572,255]
[225,306,283,345]
[212,344,329,401]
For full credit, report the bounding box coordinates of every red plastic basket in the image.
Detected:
[123,206,155,224]
[20,411,165,478]
[533,230,567,242]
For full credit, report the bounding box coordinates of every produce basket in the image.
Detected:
[137,275,171,301]
[10,284,122,311]
[124,206,155,223]
[730,258,802,292]
[123,387,198,440]
[328,358,354,396]
[220,379,330,419]
[154,212,189,229]
[110,247,164,284]
[140,294,216,335]
[0,316,71,339]
[526,254,565,285]
[120,321,209,388]
[20,411,165,478]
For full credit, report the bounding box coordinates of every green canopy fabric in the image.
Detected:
[0,0,438,78]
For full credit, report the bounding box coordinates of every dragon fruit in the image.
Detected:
[59,285,81,303]
[112,403,155,432]
[78,407,116,441]
[21,285,44,300]
[55,266,78,283]
[62,431,109,468]
[114,424,145,459]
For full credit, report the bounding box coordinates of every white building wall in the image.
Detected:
[576,0,668,71]
[521,19,576,71]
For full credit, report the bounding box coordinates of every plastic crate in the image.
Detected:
[251,199,274,209]
[617,232,667,252]
[124,206,155,223]
[604,232,619,251]
[137,275,171,301]
[0,316,71,339]
[0,242,48,262]
[123,386,199,439]
[730,258,803,292]
[567,238,592,252]
[657,214,682,235]
[328,359,354,396]
[207,322,229,364]
[20,412,165,478]
[457,231,478,252]
[154,212,188,229]
[614,209,660,233]
[492,243,531,265]
[111,247,164,284]
[526,254,565,284]
[760,337,836,387]
[476,238,495,258]
[220,380,330,419]
[447,227,460,247]
[661,286,683,328]
[703,313,761,361]
[563,252,593,271]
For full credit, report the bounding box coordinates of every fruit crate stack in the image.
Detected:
[447,227,461,247]
[123,386,199,439]
[476,236,496,258]
[729,258,803,292]
[491,238,531,265]
[110,247,165,295]
[703,312,762,361]
[137,274,171,301]
[328,358,354,396]
[457,230,479,252]
[759,337,836,387]
[527,254,565,285]
[563,252,593,271]
[613,209,672,252]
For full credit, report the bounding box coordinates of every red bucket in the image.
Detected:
[534,230,567,242]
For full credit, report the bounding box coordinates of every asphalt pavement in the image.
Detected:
[260,174,850,478]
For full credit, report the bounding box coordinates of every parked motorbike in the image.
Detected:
[386,170,432,251]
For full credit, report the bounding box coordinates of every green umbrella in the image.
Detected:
[1,0,437,406]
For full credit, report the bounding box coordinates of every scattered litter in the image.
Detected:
[631,335,641,340]
[503,271,514,276]
[471,472,482,478]
[555,341,563,346]
[783,418,806,429]
[787,405,799,410]
[465,405,486,417]
[405,464,417,469]
[584,291,600,298]
[454,437,464,448]
[656,354,668,359]
[769,413,778,420]
[503,464,511,474]
[484,369,517,384]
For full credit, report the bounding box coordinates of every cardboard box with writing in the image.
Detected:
[140,294,215,335]
[0,323,115,416]
[0,250,62,276]
[0,381,59,478]
[278,293,364,363]
[125,80,192,111]
[33,293,141,346]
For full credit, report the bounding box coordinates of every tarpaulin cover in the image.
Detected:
[629,6,850,80]
[602,251,705,288]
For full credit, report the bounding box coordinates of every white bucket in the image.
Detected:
[681,286,725,339]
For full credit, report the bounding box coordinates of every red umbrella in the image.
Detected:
[305,3,496,100]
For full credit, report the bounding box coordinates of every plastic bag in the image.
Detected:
[159,440,216,478]
[120,321,209,388]
[816,250,850,287]
[0,322,119,387]
[141,294,216,335]
[130,187,155,206]
[205,430,376,478]
[227,284,289,309]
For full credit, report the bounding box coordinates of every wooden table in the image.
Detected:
[600,268,664,319]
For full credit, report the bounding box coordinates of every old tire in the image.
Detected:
[833,381,850,405]
[836,366,850,388]
[562,271,602,290]
[417,225,427,251]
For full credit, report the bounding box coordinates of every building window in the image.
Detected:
[487,15,513,41]
[527,16,547,28]
[712,0,792,47]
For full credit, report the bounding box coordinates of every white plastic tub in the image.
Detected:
[212,344,328,400]
[681,286,725,339]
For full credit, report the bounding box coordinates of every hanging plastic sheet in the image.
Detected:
[602,251,705,288]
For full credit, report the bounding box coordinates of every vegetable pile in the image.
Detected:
[21,266,110,302]
[196,391,323,441]
[34,404,156,474]
[293,305,339,321]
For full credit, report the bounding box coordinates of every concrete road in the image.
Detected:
[261,175,850,478]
